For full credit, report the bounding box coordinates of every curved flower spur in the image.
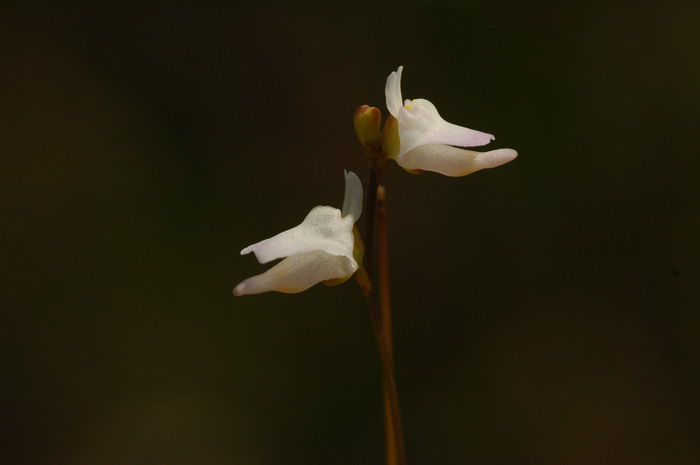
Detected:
[385,66,517,177]
[233,171,363,296]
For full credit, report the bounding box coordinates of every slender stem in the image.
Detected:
[360,164,406,465]
[363,292,406,465]
[377,185,406,465]
[377,185,393,359]
[363,166,382,282]
[383,390,397,465]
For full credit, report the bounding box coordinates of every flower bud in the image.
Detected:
[354,105,382,151]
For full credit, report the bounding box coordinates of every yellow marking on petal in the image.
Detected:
[404,104,413,110]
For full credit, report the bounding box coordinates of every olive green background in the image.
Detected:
[2,1,700,464]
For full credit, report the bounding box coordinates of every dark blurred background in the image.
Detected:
[2,1,699,464]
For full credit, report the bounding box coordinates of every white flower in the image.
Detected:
[385,66,517,177]
[233,170,363,296]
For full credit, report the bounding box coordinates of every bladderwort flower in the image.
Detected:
[233,171,363,296]
[384,66,517,177]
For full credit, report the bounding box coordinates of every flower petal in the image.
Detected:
[399,144,517,177]
[385,66,404,118]
[241,206,354,264]
[341,170,363,222]
[233,250,358,296]
[397,99,494,156]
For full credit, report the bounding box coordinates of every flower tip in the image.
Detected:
[475,148,518,171]
[232,283,246,296]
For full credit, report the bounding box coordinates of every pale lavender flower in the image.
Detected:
[385,66,517,176]
[233,171,362,296]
